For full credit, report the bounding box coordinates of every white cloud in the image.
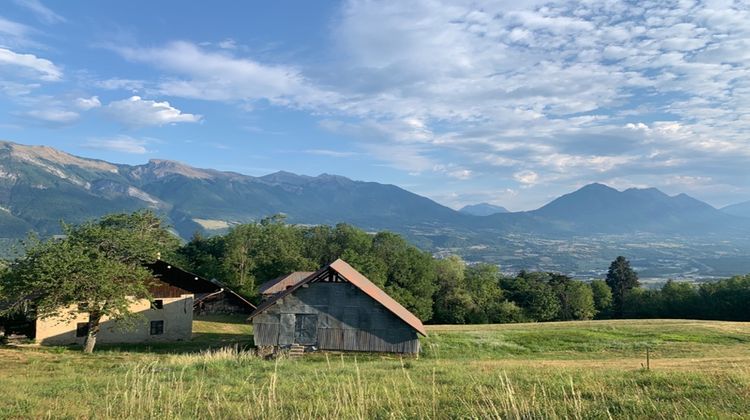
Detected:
[514,170,539,185]
[104,96,202,127]
[13,0,66,24]
[305,149,358,158]
[447,169,472,180]
[23,108,78,124]
[75,96,101,110]
[109,41,339,107]
[94,78,144,92]
[0,16,31,39]
[84,136,149,154]
[0,47,61,81]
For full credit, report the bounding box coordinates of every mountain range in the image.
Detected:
[1,140,750,278]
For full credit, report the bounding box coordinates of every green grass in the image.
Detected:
[1,318,749,419]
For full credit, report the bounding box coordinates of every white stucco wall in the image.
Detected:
[35,295,194,345]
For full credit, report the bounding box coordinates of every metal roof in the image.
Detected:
[248,259,427,336]
[258,271,314,295]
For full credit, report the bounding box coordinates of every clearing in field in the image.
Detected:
[1,318,749,419]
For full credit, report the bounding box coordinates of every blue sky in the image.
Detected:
[1,0,749,210]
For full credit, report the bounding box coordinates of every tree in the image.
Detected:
[2,210,176,353]
[549,275,596,321]
[502,273,560,322]
[371,232,437,320]
[177,232,226,281]
[221,216,316,298]
[432,256,470,323]
[660,280,699,318]
[590,279,613,317]
[464,264,504,323]
[605,256,639,317]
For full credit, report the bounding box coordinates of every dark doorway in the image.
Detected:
[294,314,318,345]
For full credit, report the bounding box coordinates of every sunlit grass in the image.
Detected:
[1,318,749,418]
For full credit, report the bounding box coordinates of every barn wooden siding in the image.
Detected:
[253,282,420,354]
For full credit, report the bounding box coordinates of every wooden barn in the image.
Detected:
[249,259,427,354]
[258,271,314,300]
[148,260,256,315]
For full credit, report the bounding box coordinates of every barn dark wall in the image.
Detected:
[196,294,253,315]
[253,282,420,353]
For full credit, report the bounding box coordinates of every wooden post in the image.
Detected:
[646,347,650,371]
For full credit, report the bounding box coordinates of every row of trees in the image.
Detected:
[177,215,625,323]
[1,211,749,352]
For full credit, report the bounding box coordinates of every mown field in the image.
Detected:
[1,317,749,419]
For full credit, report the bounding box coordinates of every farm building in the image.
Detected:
[249,259,427,354]
[258,271,314,299]
[0,260,255,345]
[148,259,255,315]
[34,281,195,345]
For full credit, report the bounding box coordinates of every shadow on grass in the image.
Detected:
[194,314,252,325]
[95,332,256,355]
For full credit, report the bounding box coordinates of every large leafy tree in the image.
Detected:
[589,279,613,317]
[371,232,437,320]
[432,256,471,324]
[1,210,178,353]
[220,215,316,297]
[605,256,640,317]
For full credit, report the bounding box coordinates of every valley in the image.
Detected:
[1,140,750,280]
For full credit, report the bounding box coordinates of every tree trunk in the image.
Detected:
[83,313,102,354]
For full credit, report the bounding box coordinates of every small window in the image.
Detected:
[150,320,164,336]
[76,323,89,338]
[151,299,164,310]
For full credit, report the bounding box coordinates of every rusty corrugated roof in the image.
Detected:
[257,271,314,295]
[248,259,427,336]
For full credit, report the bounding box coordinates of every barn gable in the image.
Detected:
[249,259,426,354]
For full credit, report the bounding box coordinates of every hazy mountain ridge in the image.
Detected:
[722,201,750,218]
[459,203,509,216]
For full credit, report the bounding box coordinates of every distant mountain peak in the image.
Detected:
[1,140,118,174]
[459,203,509,216]
[259,170,314,185]
[579,182,619,193]
[130,159,215,180]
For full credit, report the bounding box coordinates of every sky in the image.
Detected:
[1,0,749,211]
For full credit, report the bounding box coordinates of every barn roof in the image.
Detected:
[249,259,427,336]
[148,260,255,310]
[258,271,314,296]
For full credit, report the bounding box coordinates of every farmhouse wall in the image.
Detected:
[35,295,194,345]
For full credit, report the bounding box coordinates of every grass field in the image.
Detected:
[1,317,749,419]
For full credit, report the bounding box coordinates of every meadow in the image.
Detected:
[1,317,749,419]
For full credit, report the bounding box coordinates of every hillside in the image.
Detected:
[722,201,750,218]
[2,140,750,278]
[0,140,465,238]
[459,203,509,216]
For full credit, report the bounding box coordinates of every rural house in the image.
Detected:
[1,260,254,345]
[249,259,427,354]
